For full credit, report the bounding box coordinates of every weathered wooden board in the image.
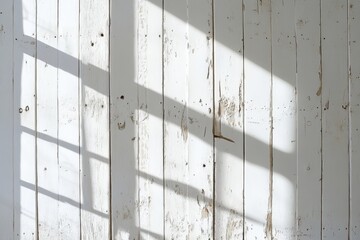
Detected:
[349,0,360,239]
[295,0,322,239]
[186,0,214,237]
[36,0,59,237]
[243,0,272,239]
[2,0,360,239]
[321,0,349,239]
[213,0,244,238]
[271,0,297,239]
[137,0,164,239]
[57,0,81,237]
[80,0,110,238]
[163,0,214,238]
[0,0,14,238]
[13,0,37,238]
[110,0,139,238]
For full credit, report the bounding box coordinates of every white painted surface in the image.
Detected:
[110,0,139,238]
[0,0,13,238]
[295,0,322,239]
[36,0,59,237]
[80,0,110,238]
[1,0,360,239]
[137,0,164,239]
[321,0,349,239]
[57,0,81,237]
[214,0,244,238]
[271,0,297,239]
[163,0,214,237]
[13,0,37,239]
[243,0,272,239]
[349,0,360,239]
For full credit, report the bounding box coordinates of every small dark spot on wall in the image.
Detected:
[100,33,104,37]
[19,108,23,113]
[25,106,29,111]
[91,41,94,46]
[101,104,104,108]
[118,122,126,130]
[203,164,206,168]
[120,95,124,99]
[324,100,329,110]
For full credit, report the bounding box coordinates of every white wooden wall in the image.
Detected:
[0,0,359,239]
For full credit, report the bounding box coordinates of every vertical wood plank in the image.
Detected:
[58,0,81,237]
[163,0,214,238]
[110,0,139,238]
[36,0,59,237]
[243,0,272,239]
[271,0,297,239]
[321,0,349,239]
[295,0,322,239]
[187,0,214,237]
[0,0,14,238]
[213,0,244,238]
[137,0,164,239]
[349,0,360,238]
[163,1,190,238]
[13,0,37,238]
[80,0,110,238]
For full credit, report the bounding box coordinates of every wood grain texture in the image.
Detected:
[295,0,322,239]
[163,0,214,238]
[80,0,110,238]
[36,0,59,237]
[0,0,14,238]
[271,0,297,239]
[137,0,164,239]
[110,0,139,238]
[321,0,349,239]
[13,0,37,238]
[2,1,360,239]
[349,0,360,239]
[243,0,272,239]
[58,0,81,237]
[213,0,244,238]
